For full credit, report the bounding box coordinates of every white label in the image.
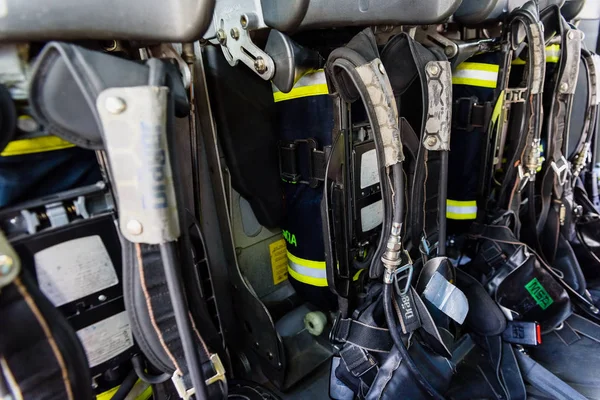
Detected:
[34,235,118,307]
[360,149,380,189]
[77,311,134,368]
[361,200,383,232]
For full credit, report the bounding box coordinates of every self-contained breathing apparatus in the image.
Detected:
[3,0,600,399]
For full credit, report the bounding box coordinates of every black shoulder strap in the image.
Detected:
[0,271,93,400]
[123,239,226,399]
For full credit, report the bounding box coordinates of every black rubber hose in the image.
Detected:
[383,284,445,400]
[328,55,394,278]
[132,355,171,384]
[438,151,448,256]
[110,369,138,400]
[160,242,208,400]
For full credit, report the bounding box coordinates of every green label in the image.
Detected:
[525,278,554,310]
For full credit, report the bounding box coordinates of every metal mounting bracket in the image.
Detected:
[204,0,275,81]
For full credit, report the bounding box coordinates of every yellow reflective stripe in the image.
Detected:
[545,44,560,63]
[273,70,329,102]
[1,135,75,156]
[287,251,326,270]
[513,44,561,65]
[288,266,328,287]
[447,199,477,220]
[97,380,152,400]
[453,62,499,88]
[139,385,152,400]
[490,90,505,129]
[287,251,327,287]
[353,268,365,281]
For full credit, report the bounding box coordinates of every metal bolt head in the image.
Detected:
[560,82,569,93]
[427,63,440,76]
[568,30,576,40]
[216,29,227,45]
[240,15,248,29]
[378,62,385,74]
[0,255,13,276]
[230,28,240,40]
[105,97,127,114]
[126,219,143,235]
[254,57,267,74]
[425,136,438,147]
[98,294,107,302]
[444,46,454,56]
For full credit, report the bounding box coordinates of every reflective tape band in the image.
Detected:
[273,70,329,102]
[512,44,561,65]
[287,251,327,287]
[97,379,152,400]
[353,268,365,282]
[1,135,75,156]
[545,44,560,63]
[452,62,499,88]
[447,199,477,220]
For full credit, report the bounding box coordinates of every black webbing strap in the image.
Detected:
[537,20,583,247]
[557,313,600,344]
[486,335,527,400]
[497,5,545,230]
[515,348,588,400]
[331,318,393,353]
[278,138,329,187]
[0,273,92,400]
[135,243,225,399]
[339,345,379,384]
[453,97,493,133]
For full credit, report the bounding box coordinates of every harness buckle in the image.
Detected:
[551,156,570,186]
[172,373,195,400]
[452,97,492,132]
[278,138,328,188]
[205,354,227,386]
[171,354,226,400]
[392,251,414,296]
[517,164,531,192]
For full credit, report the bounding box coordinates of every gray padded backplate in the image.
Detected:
[0,0,214,41]
[262,0,463,32]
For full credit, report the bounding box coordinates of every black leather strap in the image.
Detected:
[0,272,92,400]
[123,239,225,398]
[331,318,393,353]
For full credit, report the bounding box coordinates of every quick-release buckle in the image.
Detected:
[502,321,542,346]
[392,251,414,296]
[171,354,226,400]
[278,138,328,188]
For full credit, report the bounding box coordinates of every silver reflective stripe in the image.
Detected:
[423,271,469,325]
[447,204,477,215]
[288,260,327,279]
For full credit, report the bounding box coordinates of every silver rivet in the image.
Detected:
[126,219,143,235]
[254,57,267,74]
[560,82,569,92]
[568,30,576,40]
[230,28,240,40]
[17,116,39,133]
[217,29,227,45]
[240,15,248,29]
[378,62,385,74]
[591,305,600,314]
[427,64,440,76]
[105,97,127,114]
[0,255,14,276]
[98,294,107,302]
[426,136,438,147]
